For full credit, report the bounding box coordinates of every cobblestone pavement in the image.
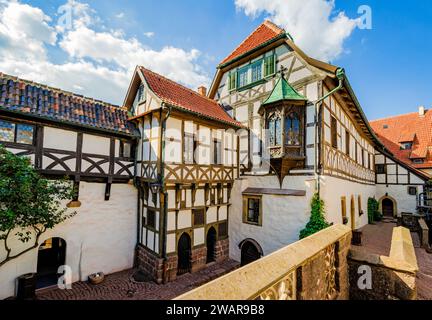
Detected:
[37,259,239,300]
[355,221,432,300]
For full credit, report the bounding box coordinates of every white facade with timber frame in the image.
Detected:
[123,67,241,283]
[209,21,426,263]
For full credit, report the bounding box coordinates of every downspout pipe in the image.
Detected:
[313,68,345,197]
[160,103,171,280]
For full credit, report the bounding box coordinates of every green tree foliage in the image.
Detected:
[299,193,330,239]
[367,197,381,223]
[0,145,76,267]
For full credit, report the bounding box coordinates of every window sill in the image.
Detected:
[243,221,262,227]
[236,79,267,92]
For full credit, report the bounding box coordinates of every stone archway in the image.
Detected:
[239,239,263,266]
[36,237,66,289]
[379,196,398,217]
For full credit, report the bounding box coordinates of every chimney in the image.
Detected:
[419,105,425,117]
[198,86,207,97]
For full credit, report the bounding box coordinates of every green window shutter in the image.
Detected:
[264,55,275,77]
[228,72,237,91]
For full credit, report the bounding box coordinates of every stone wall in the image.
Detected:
[175,225,352,300]
[348,227,418,300]
[137,238,229,284]
[215,238,229,262]
[136,244,164,284]
[191,246,207,273]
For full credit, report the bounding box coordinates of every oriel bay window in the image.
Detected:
[265,106,305,159]
[0,119,34,145]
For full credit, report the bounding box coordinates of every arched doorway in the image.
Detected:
[177,233,191,275]
[36,237,66,289]
[206,227,217,263]
[240,239,263,266]
[382,198,395,217]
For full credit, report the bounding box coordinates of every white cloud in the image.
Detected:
[0,0,210,105]
[235,0,360,62]
[0,1,57,60]
[143,31,155,38]
[115,12,125,19]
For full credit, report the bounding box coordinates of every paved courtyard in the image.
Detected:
[355,220,432,300]
[36,259,239,300]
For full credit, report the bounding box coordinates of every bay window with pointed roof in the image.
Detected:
[258,74,308,184]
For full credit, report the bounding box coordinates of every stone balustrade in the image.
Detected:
[349,226,418,300]
[418,218,429,249]
[175,224,352,300]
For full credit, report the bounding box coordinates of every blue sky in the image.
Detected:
[1,0,431,121]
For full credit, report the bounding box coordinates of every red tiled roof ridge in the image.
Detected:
[139,67,242,127]
[0,72,123,110]
[219,20,285,65]
[139,66,219,106]
[370,110,428,123]
[263,20,285,34]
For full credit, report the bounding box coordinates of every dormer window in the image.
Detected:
[412,158,424,164]
[401,142,413,150]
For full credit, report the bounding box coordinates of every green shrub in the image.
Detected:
[367,197,380,223]
[299,193,330,239]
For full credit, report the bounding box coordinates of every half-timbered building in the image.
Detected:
[0,19,428,298]
[123,67,242,283]
[0,72,138,298]
[208,20,427,263]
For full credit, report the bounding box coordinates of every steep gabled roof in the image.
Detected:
[139,67,242,128]
[0,73,136,136]
[371,110,432,170]
[220,20,286,66]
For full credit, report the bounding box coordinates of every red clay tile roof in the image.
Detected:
[0,73,136,136]
[219,20,285,65]
[140,67,242,127]
[371,110,432,170]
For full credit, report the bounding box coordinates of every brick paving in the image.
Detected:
[36,259,239,300]
[354,220,432,300]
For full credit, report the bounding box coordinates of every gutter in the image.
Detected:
[342,77,385,150]
[313,68,345,196]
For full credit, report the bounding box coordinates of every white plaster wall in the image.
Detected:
[165,117,182,163]
[376,185,420,215]
[229,175,314,262]
[43,127,77,152]
[82,134,110,156]
[320,175,375,229]
[0,182,137,299]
